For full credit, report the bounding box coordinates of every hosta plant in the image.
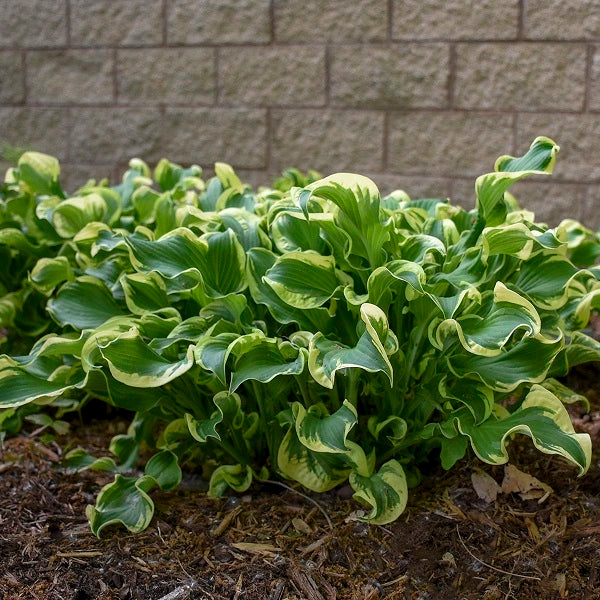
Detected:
[1,138,599,536]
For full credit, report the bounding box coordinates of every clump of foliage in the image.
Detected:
[1,139,599,536]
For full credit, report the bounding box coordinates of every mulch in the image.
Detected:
[1,364,600,600]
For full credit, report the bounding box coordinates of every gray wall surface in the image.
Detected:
[0,0,599,226]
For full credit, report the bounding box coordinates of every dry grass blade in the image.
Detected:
[456,525,541,581]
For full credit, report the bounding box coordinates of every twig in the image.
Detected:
[55,551,103,558]
[381,574,408,588]
[258,478,333,530]
[456,525,541,581]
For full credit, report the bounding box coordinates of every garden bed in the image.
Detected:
[2,363,599,600]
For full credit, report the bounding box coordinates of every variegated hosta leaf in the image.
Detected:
[559,286,600,330]
[550,331,600,377]
[230,338,306,392]
[86,450,181,537]
[186,390,244,443]
[219,208,271,252]
[48,276,125,330]
[448,333,563,393]
[309,303,394,388]
[194,329,238,385]
[208,463,253,497]
[126,228,246,297]
[263,251,340,309]
[0,367,85,408]
[290,400,369,475]
[277,423,352,492]
[29,256,74,296]
[481,222,564,262]
[53,194,108,238]
[456,385,591,475]
[349,460,408,525]
[431,283,541,356]
[269,206,326,254]
[64,433,139,473]
[439,377,495,424]
[344,259,426,308]
[476,137,559,226]
[367,415,408,445]
[300,173,389,268]
[0,228,45,256]
[247,248,332,332]
[120,272,169,315]
[86,474,155,537]
[18,151,62,196]
[97,328,195,387]
[515,253,585,310]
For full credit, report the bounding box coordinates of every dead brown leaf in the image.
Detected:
[471,469,501,503]
[501,464,553,503]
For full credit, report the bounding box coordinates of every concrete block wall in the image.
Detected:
[0,0,599,225]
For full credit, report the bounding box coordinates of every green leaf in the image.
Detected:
[349,460,408,525]
[86,474,155,536]
[48,277,125,330]
[53,194,108,238]
[476,137,559,226]
[448,334,563,393]
[145,450,182,490]
[456,385,591,475]
[309,303,394,388]
[30,256,74,295]
[18,151,62,196]
[98,328,195,387]
[263,251,340,309]
[208,463,252,497]
[120,272,169,315]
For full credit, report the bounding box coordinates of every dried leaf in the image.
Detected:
[501,464,552,503]
[471,469,501,503]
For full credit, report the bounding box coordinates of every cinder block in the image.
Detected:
[388,111,514,177]
[71,0,163,46]
[331,45,449,109]
[270,109,385,172]
[220,46,325,107]
[167,0,271,44]
[0,0,67,48]
[27,50,114,104]
[118,48,215,104]
[162,108,268,168]
[274,0,387,42]
[392,0,519,40]
[70,107,164,164]
[454,43,587,110]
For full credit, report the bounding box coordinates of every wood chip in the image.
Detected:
[300,535,327,555]
[212,506,242,537]
[292,517,313,535]
[230,542,279,556]
[55,551,103,558]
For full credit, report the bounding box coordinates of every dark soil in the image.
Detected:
[1,365,600,600]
